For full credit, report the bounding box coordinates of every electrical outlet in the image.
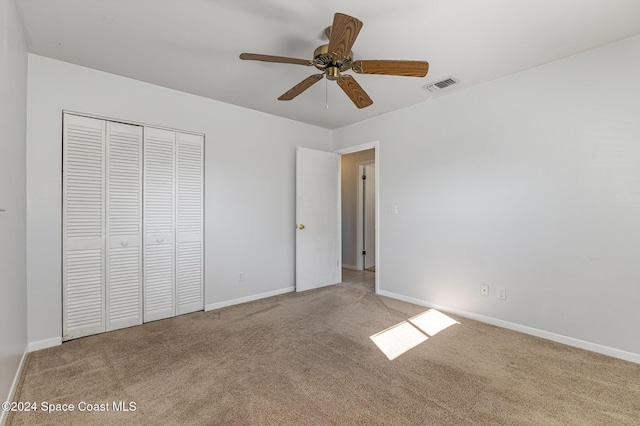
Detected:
[498,288,506,300]
[238,272,244,282]
[480,284,489,297]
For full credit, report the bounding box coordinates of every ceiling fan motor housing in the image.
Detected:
[313,44,353,73]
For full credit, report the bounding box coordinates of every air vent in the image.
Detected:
[423,77,459,92]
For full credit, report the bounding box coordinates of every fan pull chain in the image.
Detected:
[325,77,329,109]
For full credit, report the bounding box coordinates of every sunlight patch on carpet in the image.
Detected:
[370,321,428,360]
[409,309,459,337]
[370,309,459,360]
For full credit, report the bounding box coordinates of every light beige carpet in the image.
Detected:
[7,284,640,425]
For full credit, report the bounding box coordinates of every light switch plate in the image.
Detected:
[498,288,506,300]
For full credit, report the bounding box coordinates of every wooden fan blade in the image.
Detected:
[327,13,363,60]
[352,60,430,77]
[337,74,373,109]
[278,74,324,101]
[240,53,312,66]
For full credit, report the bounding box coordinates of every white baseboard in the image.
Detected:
[205,287,294,312]
[342,264,359,270]
[0,345,28,426]
[378,290,640,365]
[28,336,62,352]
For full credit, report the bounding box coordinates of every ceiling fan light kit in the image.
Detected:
[240,12,429,109]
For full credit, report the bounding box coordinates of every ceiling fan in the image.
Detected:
[240,12,429,109]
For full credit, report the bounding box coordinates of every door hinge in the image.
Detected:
[362,250,366,255]
[362,175,366,180]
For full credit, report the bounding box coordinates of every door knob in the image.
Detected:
[297,224,305,230]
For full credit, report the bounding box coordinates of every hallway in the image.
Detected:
[339,268,375,293]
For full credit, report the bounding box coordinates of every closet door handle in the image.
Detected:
[156,238,164,244]
[120,241,129,247]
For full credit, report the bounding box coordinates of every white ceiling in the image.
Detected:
[16,0,640,129]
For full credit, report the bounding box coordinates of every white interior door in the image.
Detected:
[364,164,376,269]
[296,147,340,292]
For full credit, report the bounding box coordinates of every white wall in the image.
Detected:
[341,149,375,268]
[333,35,640,361]
[0,0,28,413]
[26,55,331,345]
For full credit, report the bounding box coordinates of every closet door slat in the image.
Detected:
[143,127,176,322]
[63,114,106,340]
[176,133,204,315]
[106,121,143,331]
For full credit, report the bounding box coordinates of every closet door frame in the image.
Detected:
[62,111,205,338]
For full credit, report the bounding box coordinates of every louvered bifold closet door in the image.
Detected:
[106,122,143,331]
[176,133,204,315]
[144,127,176,322]
[63,114,106,340]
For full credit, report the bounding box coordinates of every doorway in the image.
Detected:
[294,142,378,294]
[337,143,378,293]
